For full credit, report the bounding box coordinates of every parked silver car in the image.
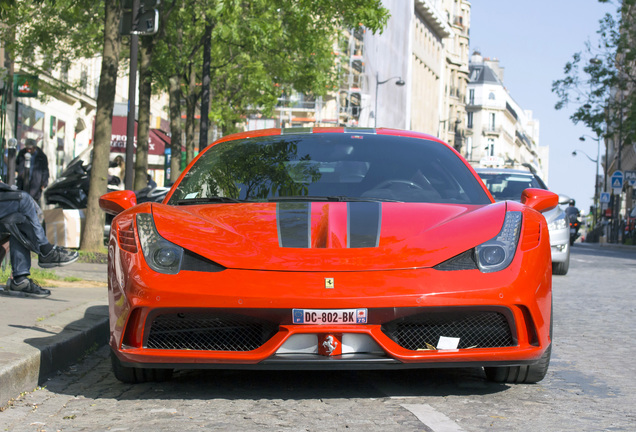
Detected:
[476,168,570,275]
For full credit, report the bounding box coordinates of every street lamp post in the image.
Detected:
[577,134,602,224]
[374,72,405,128]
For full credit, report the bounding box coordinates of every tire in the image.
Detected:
[552,253,570,276]
[484,344,551,384]
[485,293,552,384]
[110,350,173,384]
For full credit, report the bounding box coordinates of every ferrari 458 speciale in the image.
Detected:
[100,128,556,384]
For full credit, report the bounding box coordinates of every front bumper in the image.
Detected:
[109,253,552,370]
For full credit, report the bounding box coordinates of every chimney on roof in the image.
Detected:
[484,57,505,83]
[470,49,483,65]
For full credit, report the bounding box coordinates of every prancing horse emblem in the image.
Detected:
[325,278,334,289]
[322,335,338,354]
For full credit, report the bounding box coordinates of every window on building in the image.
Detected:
[467,112,473,129]
[468,89,474,105]
[16,103,45,147]
[487,138,495,156]
[489,113,496,131]
[80,65,88,94]
[61,61,70,82]
[488,92,495,100]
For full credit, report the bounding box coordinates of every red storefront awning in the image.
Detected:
[110,116,170,155]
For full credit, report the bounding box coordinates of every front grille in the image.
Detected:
[146,312,279,351]
[382,310,514,350]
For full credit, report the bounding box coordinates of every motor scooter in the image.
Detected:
[43,147,170,242]
[44,148,169,209]
[569,215,581,245]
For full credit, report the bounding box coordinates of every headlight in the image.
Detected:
[548,213,567,231]
[434,211,523,273]
[475,211,522,273]
[136,213,183,274]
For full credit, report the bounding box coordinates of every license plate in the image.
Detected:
[293,308,367,324]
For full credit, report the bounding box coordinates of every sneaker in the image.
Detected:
[7,278,51,298]
[38,246,79,269]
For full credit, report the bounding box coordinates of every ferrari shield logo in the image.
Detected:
[325,278,334,289]
[318,334,342,356]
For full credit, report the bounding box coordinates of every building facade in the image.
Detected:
[264,0,472,140]
[465,51,546,180]
[439,0,471,151]
[1,46,172,190]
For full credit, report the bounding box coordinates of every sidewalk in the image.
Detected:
[0,261,109,408]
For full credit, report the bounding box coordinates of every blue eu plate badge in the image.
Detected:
[293,309,304,323]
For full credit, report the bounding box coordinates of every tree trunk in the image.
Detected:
[134,38,152,191]
[198,23,211,152]
[80,0,121,251]
[168,74,182,183]
[185,63,197,166]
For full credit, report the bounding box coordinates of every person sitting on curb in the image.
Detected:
[0,180,79,298]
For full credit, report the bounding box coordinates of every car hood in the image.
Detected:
[150,201,506,271]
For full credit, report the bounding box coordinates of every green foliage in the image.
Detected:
[0,0,104,97]
[151,0,389,134]
[552,2,636,147]
[0,265,60,286]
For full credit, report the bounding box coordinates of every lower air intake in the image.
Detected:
[382,310,514,350]
[146,312,279,351]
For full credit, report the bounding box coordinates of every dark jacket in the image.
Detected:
[16,147,49,202]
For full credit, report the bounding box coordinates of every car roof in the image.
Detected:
[474,167,536,176]
[209,127,447,148]
[474,167,550,192]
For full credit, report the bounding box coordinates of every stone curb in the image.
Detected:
[0,302,109,408]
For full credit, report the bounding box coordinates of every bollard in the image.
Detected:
[6,137,17,187]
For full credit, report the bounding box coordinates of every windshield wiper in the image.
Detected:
[268,196,402,203]
[176,197,244,205]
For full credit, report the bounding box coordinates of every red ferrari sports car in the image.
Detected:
[100,128,557,384]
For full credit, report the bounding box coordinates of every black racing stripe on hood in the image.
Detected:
[348,202,382,248]
[277,202,311,248]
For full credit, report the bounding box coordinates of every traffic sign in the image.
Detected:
[600,192,610,203]
[120,9,159,35]
[611,170,624,192]
[625,170,636,186]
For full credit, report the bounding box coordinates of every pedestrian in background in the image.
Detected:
[16,138,49,203]
[147,173,157,188]
[108,155,125,189]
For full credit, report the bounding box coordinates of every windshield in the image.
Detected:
[168,134,491,205]
[478,172,546,201]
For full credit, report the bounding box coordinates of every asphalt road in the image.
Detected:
[1,244,635,432]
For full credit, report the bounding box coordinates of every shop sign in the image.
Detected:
[13,74,39,98]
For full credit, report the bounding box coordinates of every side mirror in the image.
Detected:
[558,194,571,205]
[520,188,558,213]
[99,190,137,215]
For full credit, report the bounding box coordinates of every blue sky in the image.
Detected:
[470,0,616,213]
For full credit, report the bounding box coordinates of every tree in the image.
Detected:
[81,0,123,251]
[553,0,636,241]
[553,1,636,149]
[0,0,117,251]
[149,0,390,170]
